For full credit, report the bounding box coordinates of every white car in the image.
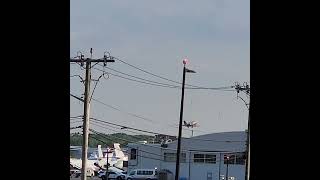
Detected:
[126,169,158,180]
[100,171,126,180]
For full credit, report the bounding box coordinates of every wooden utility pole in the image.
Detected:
[70,49,115,180]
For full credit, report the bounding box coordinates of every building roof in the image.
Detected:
[166,131,247,153]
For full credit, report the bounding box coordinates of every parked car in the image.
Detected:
[73,168,95,178]
[126,169,158,180]
[98,170,106,178]
[100,171,126,180]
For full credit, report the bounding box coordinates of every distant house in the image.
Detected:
[127,131,247,180]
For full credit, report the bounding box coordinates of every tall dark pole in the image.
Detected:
[246,107,250,180]
[106,148,109,180]
[175,65,186,180]
[226,156,229,180]
[218,153,221,180]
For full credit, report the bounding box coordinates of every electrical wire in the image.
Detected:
[94,66,234,91]
[70,126,82,130]
[90,121,142,137]
[91,97,155,123]
[91,117,161,135]
[91,96,204,133]
[89,74,103,103]
[113,57,201,88]
[90,128,163,157]
[71,93,211,134]
[93,67,179,89]
[70,120,83,124]
[70,115,83,119]
[90,117,246,143]
[89,128,245,163]
[71,55,235,91]
[90,120,153,138]
[113,57,239,92]
[98,64,180,88]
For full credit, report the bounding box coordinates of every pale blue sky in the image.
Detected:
[70,0,250,137]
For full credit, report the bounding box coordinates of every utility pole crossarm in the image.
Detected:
[70,58,115,63]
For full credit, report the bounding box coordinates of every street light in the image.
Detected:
[174,59,196,180]
[226,156,230,180]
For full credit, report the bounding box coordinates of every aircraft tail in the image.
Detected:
[113,143,124,159]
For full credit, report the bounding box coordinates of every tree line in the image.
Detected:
[70,132,154,147]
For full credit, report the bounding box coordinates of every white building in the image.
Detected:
[127,131,247,180]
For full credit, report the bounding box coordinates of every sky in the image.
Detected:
[70,0,250,138]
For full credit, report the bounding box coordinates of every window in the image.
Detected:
[223,153,245,165]
[194,154,205,163]
[130,148,137,160]
[205,154,216,164]
[224,154,235,164]
[129,171,135,175]
[137,170,142,175]
[181,153,187,162]
[235,153,245,165]
[164,152,186,162]
[194,154,216,163]
[123,161,128,167]
[164,153,176,162]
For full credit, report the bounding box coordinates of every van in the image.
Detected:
[126,169,158,180]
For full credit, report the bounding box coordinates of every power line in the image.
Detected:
[72,93,210,134]
[91,96,203,133]
[90,120,153,137]
[70,115,83,119]
[90,128,245,163]
[71,126,82,130]
[74,55,236,91]
[93,67,179,88]
[91,126,243,156]
[91,120,209,145]
[89,74,103,103]
[90,130,165,161]
[91,97,155,123]
[98,64,180,88]
[94,66,234,91]
[90,123,155,145]
[91,117,162,135]
[90,117,246,143]
[113,57,201,88]
[71,120,83,124]
[114,57,239,91]
[90,128,163,157]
